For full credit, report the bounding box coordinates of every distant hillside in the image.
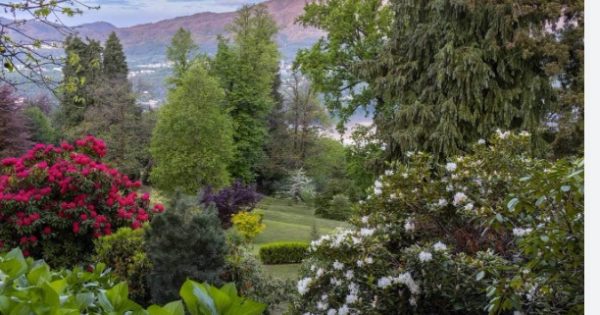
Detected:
[3,0,323,61]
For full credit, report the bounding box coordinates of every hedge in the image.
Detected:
[259,241,309,264]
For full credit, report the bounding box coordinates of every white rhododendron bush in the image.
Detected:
[292,131,583,315]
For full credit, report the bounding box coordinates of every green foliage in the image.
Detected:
[213,4,280,182]
[345,125,384,196]
[315,194,352,221]
[293,131,583,314]
[103,32,128,81]
[259,241,309,264]
[145,195,228,303]
[231,211,266,244]
[94,227,152,305]
[0,248,264,314]
[23,106,58,144]
[150,62,234,193]
[166,28,199,86]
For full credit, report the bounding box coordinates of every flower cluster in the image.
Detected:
[0,137,164,264]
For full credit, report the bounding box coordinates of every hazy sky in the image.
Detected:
[3,0,266,27]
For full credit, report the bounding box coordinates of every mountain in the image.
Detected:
[3,0,322,61]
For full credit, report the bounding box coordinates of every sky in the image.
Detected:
[2,0,266,27]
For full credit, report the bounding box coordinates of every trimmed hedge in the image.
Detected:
[259,241,309,264]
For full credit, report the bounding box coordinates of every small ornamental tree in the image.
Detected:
[201,181,262,228]
[0,136,164,267]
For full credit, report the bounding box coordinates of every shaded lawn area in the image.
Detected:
[253,197,348,279]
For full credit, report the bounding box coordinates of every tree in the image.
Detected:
[0,1,96,86]
[102,32,128,81]
[295,0,392,130]
[150,62,234,193]
[0,85,31,157]
[24,106,57,144]
[56,36,103,131]
[145,195,227,303]
[166,28,198,86]
[213,4,280,182]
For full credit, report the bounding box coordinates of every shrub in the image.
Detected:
[201,180,262,228]
[285,168,315,203]
[145,194,228,303]
[0,136,163,267]
[0,248,265,314]
[231,211,266,244]
[259,241,309,264]
[94,226,152,305]
[292,131,583,315]
[223,242,295,314]
[315,193,353,220]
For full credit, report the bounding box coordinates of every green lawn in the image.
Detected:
[253,197,347,279]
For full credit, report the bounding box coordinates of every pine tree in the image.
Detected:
[102,32,128,81]
[150,62,234,193]
[213,4,280,182]
[0,85,31,158]
[166,28,198,87]
[145,194,227,303]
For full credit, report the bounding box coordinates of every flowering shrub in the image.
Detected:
[293,131,583,314]
[0,136,164,267]
[201,180,262,228]
[231,211,266,244]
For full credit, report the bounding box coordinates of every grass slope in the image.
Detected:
[254,197,347,279]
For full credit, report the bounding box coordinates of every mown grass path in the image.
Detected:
[253,197,348,279]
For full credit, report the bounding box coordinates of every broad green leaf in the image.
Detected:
[224,299,267,315]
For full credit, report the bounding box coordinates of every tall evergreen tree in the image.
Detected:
[102,32,128,81]
[57,36,103,131]
[150,62,234,193]
[213,4,280,182]
[166,28,198,86]
[367,0,572,158]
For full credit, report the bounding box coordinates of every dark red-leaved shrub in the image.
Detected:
[0,136,164,266]
[200,181,262,228]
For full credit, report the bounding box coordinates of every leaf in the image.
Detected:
[179,280,217,315]
[476,271,485,281]
[507,198,519,211]
[0,248,28,278]
[224,299,267,315]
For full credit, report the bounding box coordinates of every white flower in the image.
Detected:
[338,305,350,315]
[519,131,530,137]
[464,203,474,211]
[478,139,486,145]
[418,251,433,262]
[402,172,409,178]
[321,294,329,301]
[446,184,454,192]
[317,301,329,310]
[330,277,342,286]
[437,198,448,207]
[404,220,415,232]
[365,257,374,264]
[316,268,325,278]
[333,261,345,270]
[360,228,375,237]
[513,227,533,237]
[433,241,447,251]
[395,272,420,294]
[453,192,468,205]
[356,260,364,267]
[327,309,337,315]
[297,277,312,295]
[406,151,414,157]
[374,187,382,196]
[351,236,362,245]
[361,215,369,224]
[496,129,510,139]
[384,169,394,176]
[345,270,354,280]
[446,162,457,172]
[345,293,358,304]
[409,297,417,306]
[348,282,359,294]
[377,276,393,288]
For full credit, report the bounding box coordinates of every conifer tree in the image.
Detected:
[102,32,128,81]
[145,194,227,303]
[213,4,280,182]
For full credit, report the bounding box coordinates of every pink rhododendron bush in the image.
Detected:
[293,131,583,315]
[0,136,164,267]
